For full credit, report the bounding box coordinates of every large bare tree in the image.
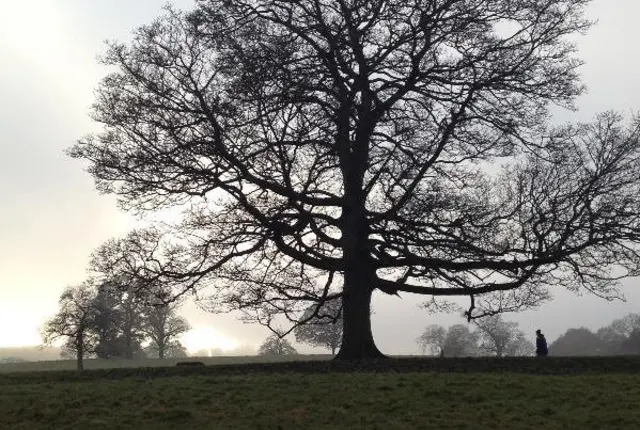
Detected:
[71,0,640,359]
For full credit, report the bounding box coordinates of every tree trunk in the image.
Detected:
[158,341,165,359]
[334,187,385,359]
[335,114,383,360]
[124,329,133,359]
[334,275,384,360]
[76,345,84,372]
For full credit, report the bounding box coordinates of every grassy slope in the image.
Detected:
[1,357,640,429]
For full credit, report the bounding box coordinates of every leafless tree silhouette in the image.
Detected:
[71,0,640,359]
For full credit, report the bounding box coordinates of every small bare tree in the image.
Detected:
[417,325,446,356]
[417,324,479,357]
[473,315,534,357]
[142,301,191,359]
[41,283,98,371]
[145,340,189,358]
[258,334,298,357]
[294,300,342,355]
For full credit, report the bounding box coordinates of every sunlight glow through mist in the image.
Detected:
[181,326,240,354]
[0,312,43,347]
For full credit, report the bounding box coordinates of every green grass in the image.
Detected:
[2,357,640,429]
[0,354,332,373]
[2,371,639,429]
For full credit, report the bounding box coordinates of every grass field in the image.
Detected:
[1,357,640,429]
[0,354,332,373]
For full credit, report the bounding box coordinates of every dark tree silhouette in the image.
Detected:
[91,282,123,359]
[91,282,147,359]
[294,300,342,355]
[70,0,640,359]
[41,283,98,371]
[258,334,298,356]
[119,288,147,359]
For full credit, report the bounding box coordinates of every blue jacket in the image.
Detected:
[536,335,548,356]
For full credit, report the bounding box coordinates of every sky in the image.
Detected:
[1,0,640,356]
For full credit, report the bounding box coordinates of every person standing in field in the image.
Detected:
[535,329,548,357]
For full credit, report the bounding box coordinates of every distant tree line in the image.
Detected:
[40,278,347,369]
[0,357,26,364]
[549,314,640,356]
[416,313,640,358]
[417,315,535,357]
[41,280,190,371]
[258,312,538,359]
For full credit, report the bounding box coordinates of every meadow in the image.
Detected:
[1,356,640,429]
[0,354,332,373]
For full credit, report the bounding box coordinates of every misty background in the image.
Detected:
[1,0,640,359]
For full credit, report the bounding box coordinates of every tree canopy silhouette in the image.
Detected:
[70,0,640,359]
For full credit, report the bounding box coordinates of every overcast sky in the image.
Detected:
[1,0,640,356]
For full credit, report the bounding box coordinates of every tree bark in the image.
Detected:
[158,342,165,359]
[76,343,84,372]
[334,274,384,360]
[124,335,133,359]
[335,133,385,360]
